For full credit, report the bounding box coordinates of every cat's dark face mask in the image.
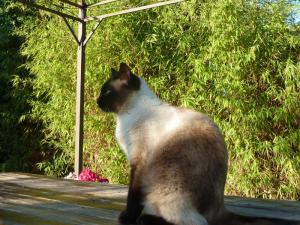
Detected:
[97,79,119,112]
[97,63,140,113]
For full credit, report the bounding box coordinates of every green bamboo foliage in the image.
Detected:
[14,0,299,199]
[0,1,51,172]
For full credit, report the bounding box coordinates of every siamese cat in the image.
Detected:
[97,63,299,225]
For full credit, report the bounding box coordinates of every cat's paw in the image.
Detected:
[118,210,137,225]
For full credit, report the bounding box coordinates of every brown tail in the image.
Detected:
[213,211,300,225]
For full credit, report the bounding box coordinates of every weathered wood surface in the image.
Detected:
[0,173,299,225]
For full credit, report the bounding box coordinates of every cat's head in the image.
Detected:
[97,63,141,113]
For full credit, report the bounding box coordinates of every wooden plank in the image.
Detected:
[0,173,127,199]
[0,183,125,211]
[0,210,68,225]
[225,196,300,221]
[0,172,299,225]
[0,173,125,225]
[0,184,119,225]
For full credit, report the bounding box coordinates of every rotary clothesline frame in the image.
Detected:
[17,0,183,177]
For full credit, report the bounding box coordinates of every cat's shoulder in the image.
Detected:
[174,106,212,121]
[172,106,219,131]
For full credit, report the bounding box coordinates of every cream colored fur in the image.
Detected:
[115,78,208,225]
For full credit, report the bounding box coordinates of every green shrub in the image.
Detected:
[0,0,50,173]
[15,0,299,199]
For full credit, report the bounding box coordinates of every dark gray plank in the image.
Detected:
[0,172,299,225]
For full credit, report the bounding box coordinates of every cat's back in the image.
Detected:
[142,105,228,167]
[152,105,223,142]
[143,106,228,219]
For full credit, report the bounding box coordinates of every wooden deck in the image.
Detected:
[0,173,299,225]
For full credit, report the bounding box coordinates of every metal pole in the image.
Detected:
[75,1,86,177]
[17,0,183,178]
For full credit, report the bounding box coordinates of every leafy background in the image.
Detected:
[0,0,299,199]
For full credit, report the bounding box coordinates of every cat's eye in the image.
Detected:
[103,89,111,96]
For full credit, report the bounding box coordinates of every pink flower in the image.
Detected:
[78,168,109,183]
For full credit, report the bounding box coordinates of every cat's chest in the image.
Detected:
[115,122,131,157]
[115,117,140,162]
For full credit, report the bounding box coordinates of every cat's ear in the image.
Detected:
[119,63,131,82]
[111,68,119,78]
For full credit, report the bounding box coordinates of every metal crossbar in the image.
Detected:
[62,16,80,44]
[83,20,102,46]
[85,0,183,21]
[16,0,184,177]
[88,0,119,8]
[59,0,83,8]
[18,0,83,22]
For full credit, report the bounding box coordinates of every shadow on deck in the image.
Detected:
[0,173,299,225]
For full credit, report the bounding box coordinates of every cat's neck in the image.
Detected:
[115,78,168,161]
[117,78,166,120]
